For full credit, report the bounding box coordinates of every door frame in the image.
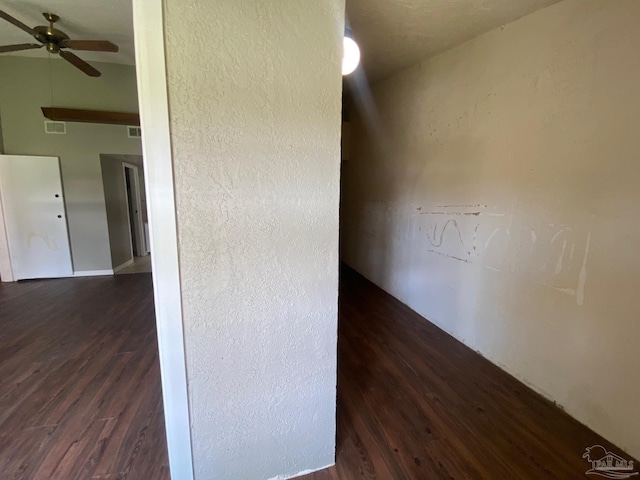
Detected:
[122,162,145,258]
[0,7,194,475]
[0,190,14,282]
[132,1,194,478]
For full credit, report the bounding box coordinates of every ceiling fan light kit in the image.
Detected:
[0,10,119,77]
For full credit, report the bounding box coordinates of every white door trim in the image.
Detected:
[132,1,194,479]
[0,190,14,282]
[130,164,145,257]
[121,163,135,261]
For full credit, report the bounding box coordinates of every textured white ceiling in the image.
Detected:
[0,0,134,65]
[346,0,561,80]
[1,0,561,78]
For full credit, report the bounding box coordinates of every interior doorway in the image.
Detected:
[100,154,151,274]
[123,162,146,257]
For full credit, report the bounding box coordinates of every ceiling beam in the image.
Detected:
[41,107,140,126]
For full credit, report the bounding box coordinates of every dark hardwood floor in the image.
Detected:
[0,273,169,480]
[302,265,637,480]
[2,267,635,480]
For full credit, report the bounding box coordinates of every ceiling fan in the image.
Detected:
[0,11,119,77]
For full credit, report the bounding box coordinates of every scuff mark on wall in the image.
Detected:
[427,249,472,263]
[421,205,506,262]
[472,224,479,254]
[550,227,570,244]
[576,232,591,306]
[554,239,567,275]
[419,207,590,302]
[435,204,487,208]
[537,232,591,306]
[484,227,502,250]
[421,211,482,216]
[539,282,576,296]
[27,232,58,251]
[427,219,466,248]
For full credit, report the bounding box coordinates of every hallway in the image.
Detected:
[303,266,636,479]
[0,274,168,479]
[116,255,152,275]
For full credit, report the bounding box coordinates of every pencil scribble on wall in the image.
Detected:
[418,204,590,305]
[420,204,494,264]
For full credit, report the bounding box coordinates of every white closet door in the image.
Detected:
[0,155,73,280]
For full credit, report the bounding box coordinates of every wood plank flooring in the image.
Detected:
[2,266,636,479]
[0,273,169,480]
[301,265,638,480]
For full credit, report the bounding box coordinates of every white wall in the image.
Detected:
[343,0,640,458]
[0,56,141,272]
[163,1,344,479]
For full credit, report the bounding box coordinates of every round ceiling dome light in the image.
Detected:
[342,32,360,76]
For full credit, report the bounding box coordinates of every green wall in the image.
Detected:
[0,56,141,272]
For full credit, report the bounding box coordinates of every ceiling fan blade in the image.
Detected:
[59,51,101,77]
[0,10,39,39]
[0,43,42,53]
[62,40,119,53]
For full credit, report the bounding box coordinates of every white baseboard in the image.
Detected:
[112,257,135,274]
[73,269,114,277]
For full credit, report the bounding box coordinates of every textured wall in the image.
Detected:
[0,57,141,272]
[163,1,344,479]
[343,0,640,459]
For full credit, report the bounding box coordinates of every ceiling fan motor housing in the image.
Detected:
[34,13,68,54]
